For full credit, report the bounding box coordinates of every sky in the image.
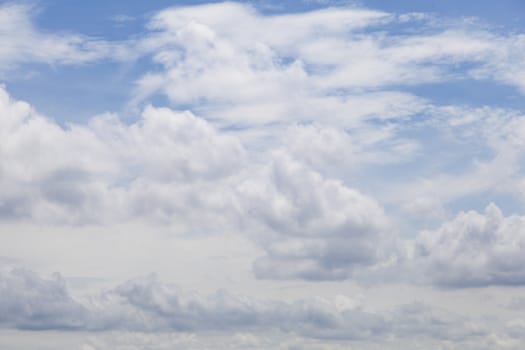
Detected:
[1,0,525,349]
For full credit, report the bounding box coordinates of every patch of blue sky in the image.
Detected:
[250,0,362,15]
[349,122,494,187]
[358,0,525,33]
[402,80,525,111]
[449,191,525,217]
[5,57,152,125]
[33,0,224,39]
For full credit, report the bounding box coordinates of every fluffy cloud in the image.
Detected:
[1,86,398,279]
[125,3,525,237]
[414,203,525,287]
[6,82,525,287]
[0,86,244,226]
[238,154,396,280]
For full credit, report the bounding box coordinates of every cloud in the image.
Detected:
[0,268,87,330]
[282,122,419,177]
[124,2,525,229]
[237,153,398,281]
[3,1,525,103]
[0,86,399,279]
[470,34,525,94]
[3,3,525,349]
[414,203,525,287]
[0,86,244,227]
[0,3,131,75]
[130,2,432,125]
[506,318,525,339]
[126,2,525,130]
[0,267,489,346]
[3,2,525,294]
[377,104,525,225]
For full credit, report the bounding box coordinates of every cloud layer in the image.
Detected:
[0,267,489,342]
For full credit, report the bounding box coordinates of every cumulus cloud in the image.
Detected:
[0,86,244,227]
[414,203,525,287]
[237,153,396,280]
[0,86,399,280]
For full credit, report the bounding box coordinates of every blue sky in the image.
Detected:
[2,1,525,349]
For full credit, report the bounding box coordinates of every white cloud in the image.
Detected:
[130,2,432,126]
[470,34,525,94]
[282,122,419,178]
[237,153,397,280]
[414,203,525,287]
[126,2,525,131]
[0,86,244,226]
[0,4,130,75]
[382,104,525,224]
[0,86,399,280]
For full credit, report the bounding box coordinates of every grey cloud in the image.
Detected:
[507,297,525,310]
[0,268,489,344]
[0,268,87,330]
[96,274,355,334]
[505,319,525,339]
